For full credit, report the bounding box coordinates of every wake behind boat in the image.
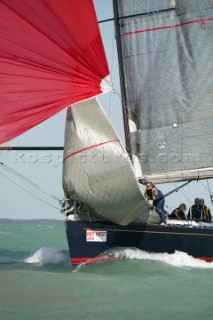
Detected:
[0,0,213,265]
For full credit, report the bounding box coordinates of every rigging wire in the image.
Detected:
[169,181,193,205]
[193,179,213,207]
[160,179,195,213]
[0,162,60,202]
[0,170,61,211]
[163,180,193,212]
[106,26,116,118]
[207,179,213,206]
[198,178,212,193]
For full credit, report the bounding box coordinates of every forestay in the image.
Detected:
[63,98,150,225]
[114,0,213,183]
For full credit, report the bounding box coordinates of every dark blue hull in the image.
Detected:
[65,220,213,265]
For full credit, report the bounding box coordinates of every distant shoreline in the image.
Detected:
[0,218,64,224]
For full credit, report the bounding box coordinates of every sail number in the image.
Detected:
[86,230,107,242]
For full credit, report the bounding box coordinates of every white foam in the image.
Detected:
[108,248,213,269]
[25,247,67,265]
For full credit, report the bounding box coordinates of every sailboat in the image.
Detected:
[0,0,213,265]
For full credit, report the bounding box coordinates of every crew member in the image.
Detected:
[169,203,186,220]
[187,198,202,222]
[200,199,212,223]
[144,182,166,225]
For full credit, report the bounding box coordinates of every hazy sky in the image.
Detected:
[0,1,212,220]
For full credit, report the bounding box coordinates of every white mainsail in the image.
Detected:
[114,0,213,184]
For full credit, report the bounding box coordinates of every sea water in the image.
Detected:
[0,220,213,320]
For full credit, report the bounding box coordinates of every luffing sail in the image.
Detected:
[114,0,213,183]
[0,0,111,144]
[63,98,150,225]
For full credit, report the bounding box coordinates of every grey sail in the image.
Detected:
[63,98,150,225]
[114,0,213,184]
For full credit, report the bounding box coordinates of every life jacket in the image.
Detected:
[187,205,202,220]
[144,186,164,207]
[169,208,186,219]
[201,206,212,222]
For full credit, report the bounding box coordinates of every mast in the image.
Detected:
[112,0,132,159]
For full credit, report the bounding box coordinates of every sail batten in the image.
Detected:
[115,0,213,183]
[120,17,213,37]
[63,139,120,162]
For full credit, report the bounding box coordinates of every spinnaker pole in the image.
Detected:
[0,147,63,150]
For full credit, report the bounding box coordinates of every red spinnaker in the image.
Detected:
[0,0,111,144]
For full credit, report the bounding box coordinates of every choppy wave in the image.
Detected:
[100,248,213,269]
[25,247,67,265]
[25,247,213,269]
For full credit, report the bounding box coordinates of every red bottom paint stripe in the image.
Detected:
[71,258,89,265]
[195,257,213,262]
[71,256,117,265]
[71,256,213,265]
